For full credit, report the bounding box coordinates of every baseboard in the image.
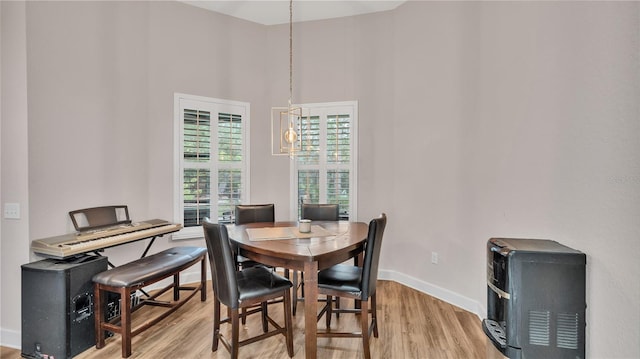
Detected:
[1,328,20,350]
[378,269,485,319]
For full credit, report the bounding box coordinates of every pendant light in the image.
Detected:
[271,0,306,158]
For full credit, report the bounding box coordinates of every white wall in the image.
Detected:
[386,3,639,358]
[1,0,30,347]
[1,2,638,358]
[24,1,154,266]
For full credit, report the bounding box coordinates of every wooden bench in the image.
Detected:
[92,246,207,358]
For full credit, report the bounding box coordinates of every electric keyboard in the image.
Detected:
[31,219,182,259]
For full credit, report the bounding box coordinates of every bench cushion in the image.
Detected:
[92,246,206,287]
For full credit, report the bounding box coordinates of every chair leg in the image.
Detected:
[200,256,207,301]
[292,271,299,316]
[212,299,221,351]
[238,261,248,325]
[283,289,294,357]
[371,293,378,338]
[360,299,371,359]
[231,308,240,359]
[326,295,333,328]
[241,307,247,325]
[261,302,269,333]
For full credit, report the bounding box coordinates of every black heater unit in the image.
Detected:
[483,238,586,359]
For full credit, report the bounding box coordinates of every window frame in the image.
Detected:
[173,93,250,240]
[290,101,358,220]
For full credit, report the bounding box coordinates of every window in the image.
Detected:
[174,94,250,239]
[293,101,358,220]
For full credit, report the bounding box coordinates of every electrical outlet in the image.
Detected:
[431,251,438,264]
[4,203,20,219]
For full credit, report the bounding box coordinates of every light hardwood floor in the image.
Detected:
[2,280,495,358]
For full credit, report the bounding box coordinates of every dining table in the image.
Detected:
[226,220,369,359]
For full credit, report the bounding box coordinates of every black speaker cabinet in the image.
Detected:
[21,256,108,359]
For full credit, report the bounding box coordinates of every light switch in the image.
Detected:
[4,203,20,219]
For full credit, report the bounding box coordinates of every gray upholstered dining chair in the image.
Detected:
[301,203,340,221]
[233,204,286,324]
[235,203,275,225]
[316,213,387,359]
[202,218,294,359]
[233,203,275,271]
[292,203,340,315]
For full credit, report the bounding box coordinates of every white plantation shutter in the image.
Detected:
[183,109,212,227]
[175,94,249,239]
[294,102,357,220]
[297,116,321,165]
[216,112,244,224]
[298,169,320,204]
[327,114,351,164]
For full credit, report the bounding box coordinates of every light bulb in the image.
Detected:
[284,128,298,144]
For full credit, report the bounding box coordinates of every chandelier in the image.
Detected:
[271,0,307,158]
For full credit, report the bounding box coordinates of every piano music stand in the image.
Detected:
[69,205,131,232]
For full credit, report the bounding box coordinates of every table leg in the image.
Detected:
[303,261,318,359]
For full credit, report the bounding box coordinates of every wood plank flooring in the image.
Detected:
[2,280,496,358]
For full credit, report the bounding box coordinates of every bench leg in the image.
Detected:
[94,284,105,349]
[121,287,132,358]
[173,273,180,301]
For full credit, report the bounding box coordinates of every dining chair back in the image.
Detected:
[235,204,275,225]
[360,213,387,300]
[202,218,294,359]
[301,203,339,221]
[204,220,240,309]
[316,213,387,359]
[233,203,275,270]
[293,203,340,315]
[232,204,284,324]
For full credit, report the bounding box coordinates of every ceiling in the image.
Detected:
[179,0,407,25]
